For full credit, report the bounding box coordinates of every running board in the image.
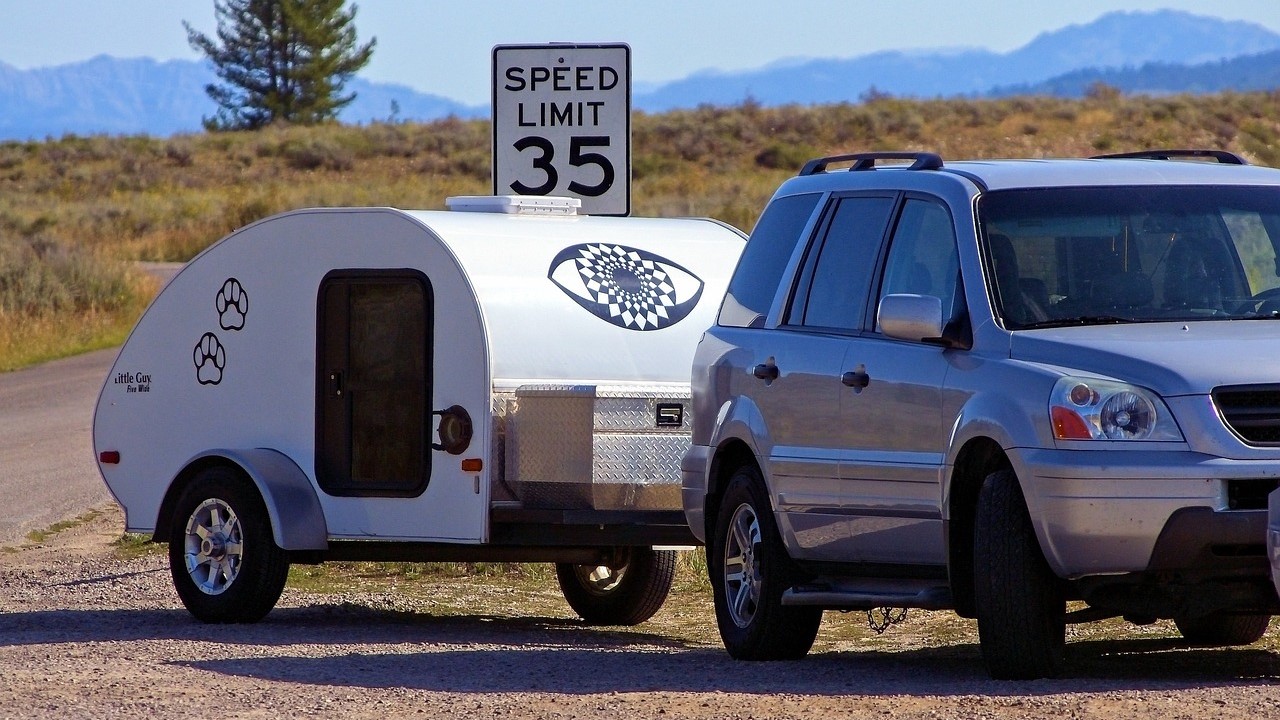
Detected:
[781,580,953,610]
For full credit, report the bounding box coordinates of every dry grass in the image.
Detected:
[275,549,1280,654]
[0,304,146,372]
[93,523,1280,657]
[2,90,1279,370]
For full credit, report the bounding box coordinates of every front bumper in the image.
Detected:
[1017,448,1280,579]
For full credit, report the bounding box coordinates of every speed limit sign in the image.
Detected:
[492,43,631,216]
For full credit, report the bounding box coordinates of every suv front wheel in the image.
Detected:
[974,468,1066,679]
[709,464,822,660]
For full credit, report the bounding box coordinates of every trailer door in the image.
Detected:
[318,271,434,498]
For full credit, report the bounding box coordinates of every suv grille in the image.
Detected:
[1213,384,1280,445]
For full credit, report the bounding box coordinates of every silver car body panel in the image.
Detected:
[686,154,1280,596]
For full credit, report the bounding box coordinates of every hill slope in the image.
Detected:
[0,10,1278,139]
[993,49,1280,97]
[635,10,1280,109]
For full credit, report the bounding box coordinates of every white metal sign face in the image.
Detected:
[492,43,631,216]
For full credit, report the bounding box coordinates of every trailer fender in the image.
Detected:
[161,449,328,551]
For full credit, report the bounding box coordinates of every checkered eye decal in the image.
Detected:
[548,243,705,331]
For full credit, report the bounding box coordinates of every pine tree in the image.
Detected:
[185,0,375,130]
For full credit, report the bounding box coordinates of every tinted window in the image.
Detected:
[978,186,1280,328]
[718,192,821,327]
[877,198,960,328]
[801,196,895,330]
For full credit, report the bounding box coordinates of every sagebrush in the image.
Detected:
[2,90,1279,369]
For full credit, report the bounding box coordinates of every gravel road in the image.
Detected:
[4,507,1280,719]
[2,314,1279,718]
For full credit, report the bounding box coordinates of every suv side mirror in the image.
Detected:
[878,294,944,343]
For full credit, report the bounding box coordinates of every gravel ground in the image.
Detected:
[3,507,1280,719]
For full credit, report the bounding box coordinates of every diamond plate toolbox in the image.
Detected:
[504,384,691,510]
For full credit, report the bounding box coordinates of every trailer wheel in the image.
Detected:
[555,547,676,625]
[168,467,290,623]
[1175,613,1270,646]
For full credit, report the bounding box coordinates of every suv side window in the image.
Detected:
[797,195,896,331]
[876,197,961,330]
[718,192,821,328]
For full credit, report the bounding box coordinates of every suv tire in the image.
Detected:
[710,464,821,660]
[974,469,1066,679]
[1174,613,1270,646]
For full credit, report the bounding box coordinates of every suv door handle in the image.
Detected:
[841,370,870,388]
[753,363,779,381]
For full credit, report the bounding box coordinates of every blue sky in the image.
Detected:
[2,1,1278,105]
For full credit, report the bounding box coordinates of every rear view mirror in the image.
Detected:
[878,294,944,343]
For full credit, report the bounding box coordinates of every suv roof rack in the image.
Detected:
[799,151,944,176]
[1091,149,1247,165]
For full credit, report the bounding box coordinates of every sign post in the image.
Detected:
[492,43,631,216]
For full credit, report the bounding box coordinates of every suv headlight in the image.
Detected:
[1050,377,1184,441]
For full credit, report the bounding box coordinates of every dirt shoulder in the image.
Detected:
[2,507,1280,720]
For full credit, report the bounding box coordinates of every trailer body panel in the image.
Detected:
[94,205,744,549]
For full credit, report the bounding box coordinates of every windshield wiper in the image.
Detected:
[1018,315,1135,329]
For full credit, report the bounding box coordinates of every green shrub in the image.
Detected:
[0,235,137,314]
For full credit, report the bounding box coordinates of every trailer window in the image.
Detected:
[317,271,434,497]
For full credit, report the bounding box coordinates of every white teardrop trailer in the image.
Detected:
[93,196,745,624]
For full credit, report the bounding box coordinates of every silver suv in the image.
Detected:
[682,149,1280,679]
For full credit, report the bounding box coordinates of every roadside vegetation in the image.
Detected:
[90,525,1280,653]
[22,509,103,544]
[1,88,1279,369]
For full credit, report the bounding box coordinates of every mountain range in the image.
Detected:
[1,10,1278,141]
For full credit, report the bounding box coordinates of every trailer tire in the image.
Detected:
[710,464,821,660]
[974,469,1066,680]
[556,547,676,625]
[1174,613,1270,646]
[168,467,290,623]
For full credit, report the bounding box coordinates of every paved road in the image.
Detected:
[0,262,181,545]
[0,348,118,544]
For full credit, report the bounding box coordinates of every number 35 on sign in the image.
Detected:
[492,44,631,216]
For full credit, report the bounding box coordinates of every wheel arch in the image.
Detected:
[946,436,1011,618]
[705,438,760,542]
[155,448,328,551]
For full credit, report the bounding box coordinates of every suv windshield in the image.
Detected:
[978,185,1280,329]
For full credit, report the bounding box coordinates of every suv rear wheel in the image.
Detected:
[974,469,1066,679]
[709,464,821,660]
[1174,613,1270,646]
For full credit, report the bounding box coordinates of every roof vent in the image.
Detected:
[446,195,582,215]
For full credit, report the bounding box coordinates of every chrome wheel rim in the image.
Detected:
[183,498,243,596]
[573,551,630,595]
[723,502,762,628]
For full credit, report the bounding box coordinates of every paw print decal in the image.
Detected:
[216,278,248,331]
[194,332,226,386]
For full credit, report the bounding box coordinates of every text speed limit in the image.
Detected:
[493,44,631,215]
